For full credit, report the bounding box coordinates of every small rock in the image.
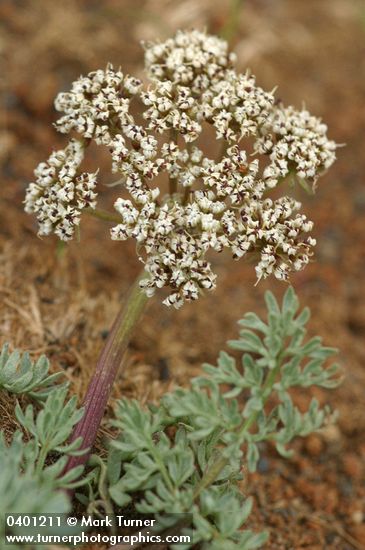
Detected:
[321,423,341,443]
[257,457,270,473]
[338,478,353,497]
[305,434,324,456]
[351,509,363,525]
[342,453,363,479]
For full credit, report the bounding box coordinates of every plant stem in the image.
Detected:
[36,445,50,475]
[220,0,245,43]
[148,442,176,494]
[88,454,117,533]
[193,450,227,499]
[84,207,123,224]
[63,272,149,480]
[194,362,281,499]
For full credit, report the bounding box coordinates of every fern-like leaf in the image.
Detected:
[0,343,65,400]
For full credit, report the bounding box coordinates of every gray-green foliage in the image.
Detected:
[0,405,87,549]
[0,432,71,549]
[0,374,89,548]
[15,386,85,463]
[0,288,339,549]
[104,287,339,549]
[107,400,266,550]
[0,343,65,400]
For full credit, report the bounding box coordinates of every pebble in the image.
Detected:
[342,453,363,479]
[257,457,270,473]
[320,423,341,443]
[305,434,324,456]
[351,509,363,525]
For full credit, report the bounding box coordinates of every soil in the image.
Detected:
[1,1,365,549]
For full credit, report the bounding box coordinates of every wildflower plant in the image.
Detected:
[24,30,337,477]
[88,287,339,549]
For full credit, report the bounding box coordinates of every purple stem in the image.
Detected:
[64,273,148,480]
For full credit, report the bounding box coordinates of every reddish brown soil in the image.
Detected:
[1,1,365,548]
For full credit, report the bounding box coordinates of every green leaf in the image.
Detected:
[0,426,88,548]
[229,330,266,354]
[295,306,311,327]
[246,442,260,472]
[202,352,249,396]
[238,313,269,335]
[243,397,263,419]
[15,387,84,456]
[109,484,132,507]
[264,291,281,317]
[236,530,269,549]
[282,286,299,317]
[0,343,65,400]
[167,446,195,487]
[275,442,293,458]
[242,354,264,387]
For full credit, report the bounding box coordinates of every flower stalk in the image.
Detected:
[220,0,245,42]
[84,207,123,224]
[64,272,149,476]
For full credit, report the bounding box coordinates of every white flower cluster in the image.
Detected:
[111,198,217,307]
[25,30,337,307]
[142,81,203,141]
[25,139,97,240]
[54,64,142,145]
[201,70,275,142]
[256,105,337,188]
[144,29,236,93]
